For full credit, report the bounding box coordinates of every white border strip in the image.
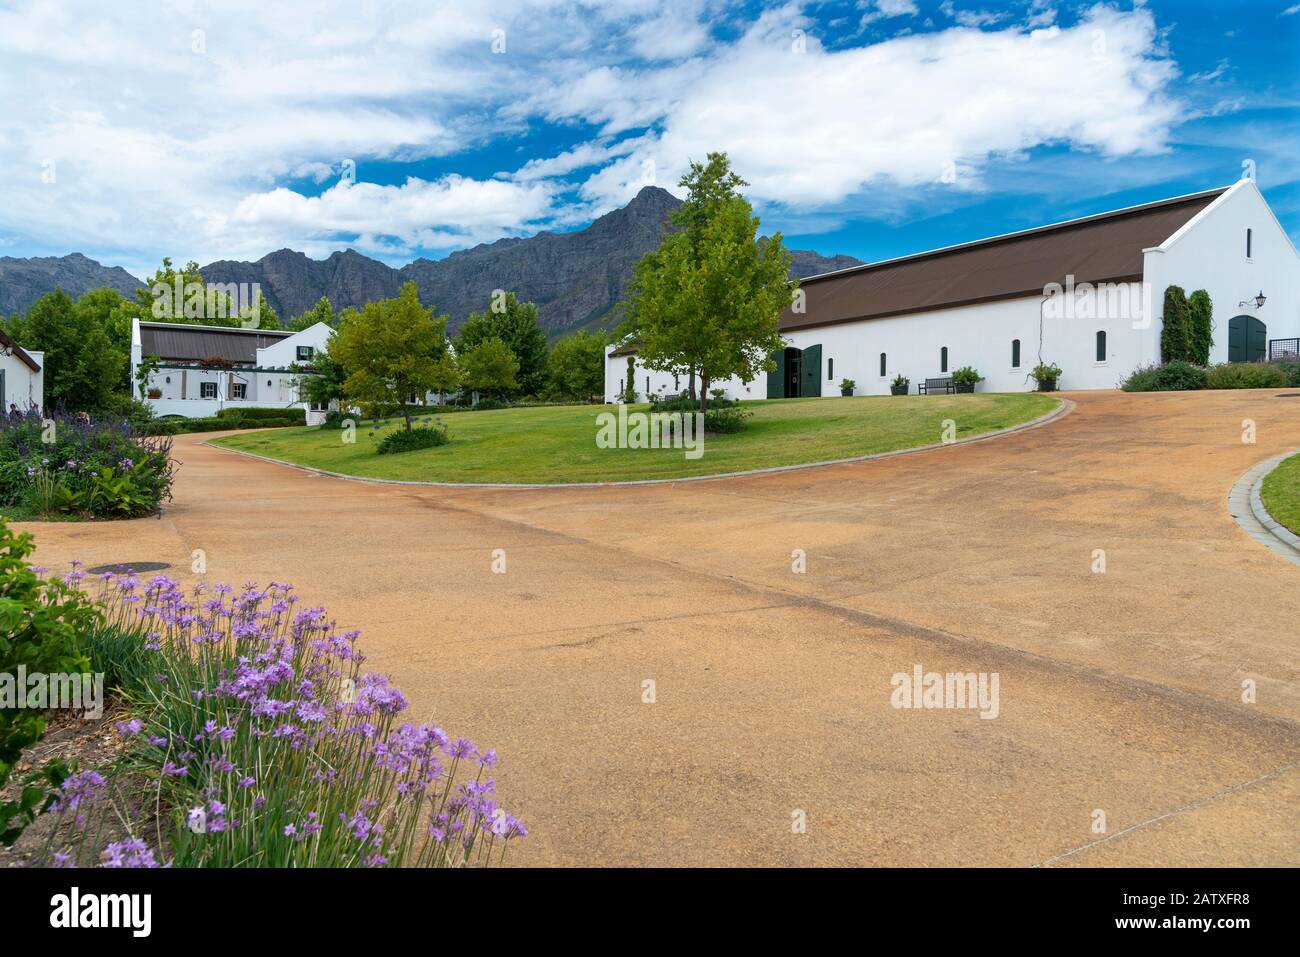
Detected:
[1228,448,1300,566]
[206,397,1072,490]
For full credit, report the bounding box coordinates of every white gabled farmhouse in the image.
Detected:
[130,318,336,423]
[605,179,1300,400]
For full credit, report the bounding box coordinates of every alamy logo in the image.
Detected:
[0,667,103,719]
[595,403,704,460]
[151,278,262,327]
[1042,274,1154,330]
[890,664,999,719]
[50,887,151,937]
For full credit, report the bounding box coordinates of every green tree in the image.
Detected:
[1187,289,1214,366]
[1160,285,1190,363]
[329,283,460,430]
[296,340,348,411]
[622,162,791,413]
[18,289,124,412]
[127,257,279,329]
[453,293,549,396]
[290,295,336,331]
[458,337,519,400]
[546,330,607,401]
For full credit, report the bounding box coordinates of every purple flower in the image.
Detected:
[52,771,106,812]
[100,839,158,868]
[115,719,144,737]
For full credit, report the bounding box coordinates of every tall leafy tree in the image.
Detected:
[547,330,607,401]
[290,295,336,331]
[329,283,460,430]
[622,154,792,413]
[458,337,519,401]
[17,289,124,412]
[453,293,549,396]
[127,257,279,329]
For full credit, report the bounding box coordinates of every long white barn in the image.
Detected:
[605,179,1300,400]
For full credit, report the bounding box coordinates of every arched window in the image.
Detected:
[940,346,949,373]
[1095,330,1107,362]
[828,357,834,381]
[1246,228,1253,259]
[1011,339,1021,369]
[879,353,887,377]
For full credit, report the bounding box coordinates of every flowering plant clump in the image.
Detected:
[58,569,525,868]
[0,411,174,517]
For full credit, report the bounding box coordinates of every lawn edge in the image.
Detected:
[204,396,1070,489]
[1228,448,1300,567]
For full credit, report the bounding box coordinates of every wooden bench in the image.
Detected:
[918,377,954,395]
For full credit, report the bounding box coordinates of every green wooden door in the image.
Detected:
[800,344,822,397]
[1228,315,1266,362]
[767,349,786,398]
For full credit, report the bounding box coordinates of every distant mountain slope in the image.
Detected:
[3,188,861,333]
[0,253,142,315]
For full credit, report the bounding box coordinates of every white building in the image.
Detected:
[605,179,1300,399]
[0,329,43,415]
[130,318,335,423]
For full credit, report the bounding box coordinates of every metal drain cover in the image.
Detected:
[86,561,172,575]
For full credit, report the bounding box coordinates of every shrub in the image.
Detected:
[0,519,98,844]
[1206,362,1288,390]
[703,405,751,434]
[1187,289,1213,366]
[951,366,984,386]
[0,413,174,518]
[839,378,856,394]
[44,570,527,867]
[216,407,307,425]
[891,374,910,388]
[376,422,451,454]
[1268,359,1300,388]
[1160,285,1190,363]
[1120,361,1208,392]
[1031,363,1062,384]
[471,398,510,412]
[652,392,734,412]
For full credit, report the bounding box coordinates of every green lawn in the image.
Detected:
[212,393,1060,485]
[1261,452,1300,535]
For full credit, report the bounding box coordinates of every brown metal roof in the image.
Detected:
[780,188,1227,333]
[139,322,293,363]
[0,328,41,372]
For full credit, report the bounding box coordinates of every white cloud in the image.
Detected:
[0,0,1191,268]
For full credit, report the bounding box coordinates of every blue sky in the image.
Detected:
[0,0,1297,278]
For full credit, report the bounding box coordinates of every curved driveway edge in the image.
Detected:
[206,396,1072,490]
[1230,448,1300,566]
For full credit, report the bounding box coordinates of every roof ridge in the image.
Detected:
[138,320,292,335]
[798,186,1231,285]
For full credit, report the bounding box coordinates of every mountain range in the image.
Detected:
[0,187,861,336]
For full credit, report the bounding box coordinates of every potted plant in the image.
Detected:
[1031,362,1062,392]
[146,388,163,399]
[951,366,984,394]
[890,374,909,396]
[839,378,856,397]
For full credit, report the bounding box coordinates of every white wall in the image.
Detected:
[256,322,333,368]
[1,350,43,413]
[603,345,761,403]
[1144,179,1300,365]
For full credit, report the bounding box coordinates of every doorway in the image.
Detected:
[1228,315,1266,363]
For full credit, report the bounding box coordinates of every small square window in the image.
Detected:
[296,345,315,361]
[231,383,247,400]
[200,382,218,399]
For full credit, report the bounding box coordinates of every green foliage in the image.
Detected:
[1160,285,1190,363]
[1186,289,1213,366]
[1205,362,1287,390]
[289,296,336,331]
[621,152,791,414]
[620,354,638,403]
[951,366,984,386]
[0,518,98,844]
[376,422,451,454]
[1119,361,1208,392]
[1030,362,1062,383]
[702,404,751,434]
[215,407,307,424]
[330,283,461,429]
[839,378,856,393]
[891,374,910,387]
[128,257,281,330]
[454,293,549,396]
[471,398,511,411]
[458,337,519,399]
[547,330,606,401]
[15,288,126,413]
[1268,359,1300,387]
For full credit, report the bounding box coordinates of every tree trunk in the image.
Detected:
[688,368,697,400]
[402,402,412,431]
[699,374,710,415]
